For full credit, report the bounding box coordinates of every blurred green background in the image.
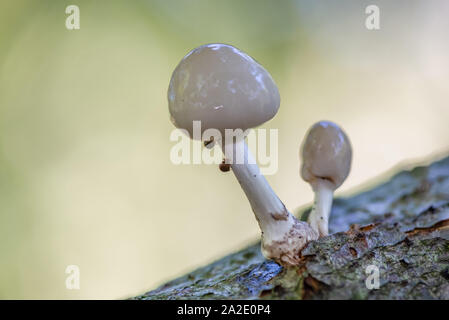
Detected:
[0,0,448,299]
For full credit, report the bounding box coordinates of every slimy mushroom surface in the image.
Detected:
[168,43,318,266]
[168,43,280,137]
[301,121,352,237]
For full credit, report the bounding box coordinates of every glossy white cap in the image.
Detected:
[301,121,352,191]
[168,43,280,138]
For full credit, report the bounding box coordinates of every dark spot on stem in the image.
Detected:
[219,159,231,172]
[271,212,288,221]
[204,136,214,148]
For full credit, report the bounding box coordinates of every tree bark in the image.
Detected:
[134,155,449,300]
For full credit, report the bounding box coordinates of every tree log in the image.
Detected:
[134,155,449,300]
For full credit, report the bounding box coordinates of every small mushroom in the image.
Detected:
[168,43,318,266]
[300,121,352,237]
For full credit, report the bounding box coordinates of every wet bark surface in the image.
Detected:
[134,155,449,300]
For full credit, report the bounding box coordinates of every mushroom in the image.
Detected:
[168,43,318,266]
[300,121,352,237]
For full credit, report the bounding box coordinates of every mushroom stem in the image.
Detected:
[222,137,318,266]
[224,138,289,239]
[308,180,334,237]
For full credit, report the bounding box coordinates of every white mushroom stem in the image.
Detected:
[308,180,334,237]
[222,138,318,266]
[224,138,289,238]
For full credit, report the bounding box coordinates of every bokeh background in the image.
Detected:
[0,0,448,299]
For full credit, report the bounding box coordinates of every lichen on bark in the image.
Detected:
[134,155,449,300]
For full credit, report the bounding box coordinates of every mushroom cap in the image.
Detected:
[300,121,352,190]
[168,43,280,138]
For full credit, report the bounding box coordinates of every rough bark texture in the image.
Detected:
[134,155,449,300]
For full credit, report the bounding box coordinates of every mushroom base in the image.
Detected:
[261,217,319,267]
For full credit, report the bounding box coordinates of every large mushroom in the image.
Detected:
[300,121,352,237]
[168,43,318,266]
